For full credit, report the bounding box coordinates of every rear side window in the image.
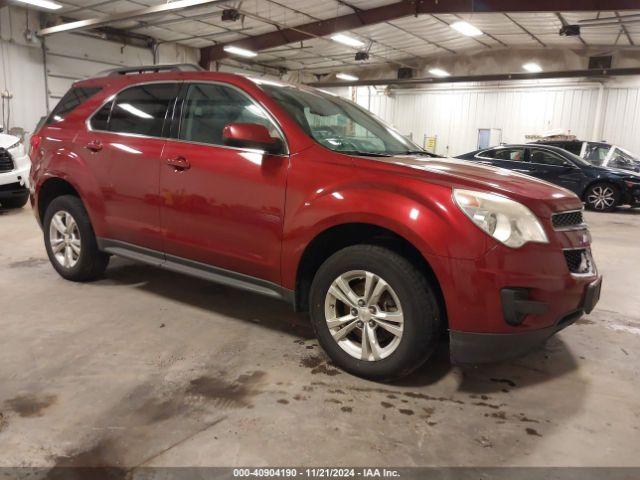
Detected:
[492,148,525,161]
[108,83,179,137]
[90,101,113,131]
[46,86,102,124]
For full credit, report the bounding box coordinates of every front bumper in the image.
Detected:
[450,276,602,364]
[0,151,30,191]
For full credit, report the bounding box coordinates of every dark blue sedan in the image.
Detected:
[457,144,640,212]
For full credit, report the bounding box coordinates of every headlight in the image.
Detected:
[7,138,22,151]
[453,188,548,248]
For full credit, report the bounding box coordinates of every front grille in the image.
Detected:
[552,210,584,230]
[0,148,14,173]
[564,248,593,275]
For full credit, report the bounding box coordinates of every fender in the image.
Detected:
[280,163,494,291]
[34,144,108,237]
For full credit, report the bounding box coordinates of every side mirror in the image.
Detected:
[222,123,284,155]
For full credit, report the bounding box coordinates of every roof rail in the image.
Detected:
[97,63,204,77]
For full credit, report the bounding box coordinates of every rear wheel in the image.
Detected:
[43,195,109,281]
[309,245,441,381]
[585,183,619,212]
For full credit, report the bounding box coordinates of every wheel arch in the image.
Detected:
[37,177,82,224]
[293,222,447,327]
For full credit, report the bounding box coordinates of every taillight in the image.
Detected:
[29,134,42,156]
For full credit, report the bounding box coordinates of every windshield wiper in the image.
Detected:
[339,150,393,157]
[400,150,442,157]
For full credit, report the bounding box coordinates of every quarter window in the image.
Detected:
[109,83,179,137]
[178,83,281,146]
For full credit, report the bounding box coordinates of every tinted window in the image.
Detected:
[47,86,102,124]
[179,83,281,146]
[109,83,179,137]
[563,142,583,155]
[90,101,113,131]
[529,148,571,167]
[492,148,525,161]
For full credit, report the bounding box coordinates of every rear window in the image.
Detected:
[46,86,102,124]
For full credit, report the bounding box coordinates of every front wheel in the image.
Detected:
[585,183,620,212]
[309,245,441,381]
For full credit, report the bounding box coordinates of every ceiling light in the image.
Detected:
[429,68,450,77]
[223,45,258,58]
[523,62,543,73]
[331,34,365,48]
[13,0,62,10]
[336,73,359,81]
[450,21,483,37]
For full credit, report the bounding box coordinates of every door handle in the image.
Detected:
[85,140,103,152]
[166,156,191,171]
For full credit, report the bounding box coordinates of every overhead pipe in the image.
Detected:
[306,68,640,88]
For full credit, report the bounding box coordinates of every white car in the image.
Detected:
[0,132,31,209]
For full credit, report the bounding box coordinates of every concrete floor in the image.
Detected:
[0,205,639,470]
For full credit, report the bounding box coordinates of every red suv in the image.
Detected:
[30,65,602,380]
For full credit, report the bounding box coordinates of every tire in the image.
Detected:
[43,195,109,281]
[309,245,441,382]
[0,194,29,209]
[584,182,620,212]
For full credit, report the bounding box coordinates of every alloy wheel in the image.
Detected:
[324,270,404,361]
[587,186,615,210]
[49,210,81,268]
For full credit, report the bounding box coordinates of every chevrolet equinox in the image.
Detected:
[29,65,602,380]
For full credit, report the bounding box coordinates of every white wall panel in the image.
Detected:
[348,83,606,157]
[601,87,640,154]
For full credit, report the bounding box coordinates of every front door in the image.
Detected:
[77,83,180,251]
[160,82,289,284]
[526,147,585,195]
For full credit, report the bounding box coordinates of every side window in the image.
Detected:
[583,144,609,165]
[529,148,571,167]
[90,101,113,131]
[493,148,525,161]
[179,83,281,146]
[47,86,102,124]
[109,83,179,137]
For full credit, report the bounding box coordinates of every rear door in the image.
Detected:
[526,147,585,194]
[76,82,180,251]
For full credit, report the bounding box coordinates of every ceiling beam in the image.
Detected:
[38,0,228,36]
[200,0,640,68]
[307,67,640,87]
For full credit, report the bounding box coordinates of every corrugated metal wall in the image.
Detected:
[339,80,640,157]
[601,86,640,155]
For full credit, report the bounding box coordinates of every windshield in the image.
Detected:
[609,147,640,169]
[261,84,424,156]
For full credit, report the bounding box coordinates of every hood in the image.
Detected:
[352,154,583,214]
[0,133,20,150]
[587,163,640,179]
